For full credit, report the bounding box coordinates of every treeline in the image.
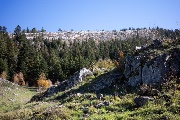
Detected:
[0,25,179,86]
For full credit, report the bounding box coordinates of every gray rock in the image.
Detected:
[97,93,103,100]
[95,101,110,108]
[124,48,180,87]
[44,68,93,97]
[95,102,104,108]
[127,76,142,87]
[91,73,119,91]
[134,96,154,107]
[151,89,161,96]
[76,93,82,97]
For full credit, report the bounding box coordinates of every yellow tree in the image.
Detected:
[37,73,51,89]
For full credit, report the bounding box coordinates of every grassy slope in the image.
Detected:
[1,69,179,120]
[0,79,36,118]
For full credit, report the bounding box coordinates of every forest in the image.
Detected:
[0,25,179,86]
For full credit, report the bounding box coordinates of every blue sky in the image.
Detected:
[0,0,180,32]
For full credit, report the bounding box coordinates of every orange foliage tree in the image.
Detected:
[37,73,52,89]
[119,50,124,61]
[119,50,125,72]
[13,72,25,86]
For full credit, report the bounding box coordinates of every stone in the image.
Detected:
[127,76,142,87]
[134,96,154,107]
[90,73,119,91]
[103,101,110,106]
[76,93,82,97]
[97,93,103,100]
[95,101,111,108]
[150,89,161,96]
[78,68,93,82]
[43,68,93,98]
[95,103,104,108]
[124,45,180,87]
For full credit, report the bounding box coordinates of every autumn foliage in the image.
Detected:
[113,50,125,72]
[113,60,119,68]
[0,71,7,79]
[119,50,125,72]
[119,50,124,61]
[37,73,52,89]
[13,72,25,86]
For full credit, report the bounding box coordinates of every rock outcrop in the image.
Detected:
[124,40,180,87]
[44,68,93,97]
[90,73,120,91]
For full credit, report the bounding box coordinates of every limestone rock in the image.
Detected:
[44,68,93,97]
[124,43,180,87]
[90,73,120,91]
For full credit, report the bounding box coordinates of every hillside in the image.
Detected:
[0,39,180,119]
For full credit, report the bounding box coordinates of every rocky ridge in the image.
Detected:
[124,39,180,87]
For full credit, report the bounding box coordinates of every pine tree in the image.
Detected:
[14,25,21,35]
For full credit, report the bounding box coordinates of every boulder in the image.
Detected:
[134,96,154,107]
[78,68,93,82]
[150,89,161,96]
[95,101,111,108]
[96,93,103,100]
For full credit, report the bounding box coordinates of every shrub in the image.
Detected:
[13,72,25,86]
[0,71,7,79]
[37,73,52,89]
[37,79,51,88]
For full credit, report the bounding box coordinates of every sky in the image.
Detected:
[0,0,180,32]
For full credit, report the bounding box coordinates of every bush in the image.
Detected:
[13,72,25,86]
[37,73,52,90]
[37,79,51,89]
[0,71,7,79]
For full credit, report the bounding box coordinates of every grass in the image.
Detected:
[1,77,180,120]
[0,79,35,113]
